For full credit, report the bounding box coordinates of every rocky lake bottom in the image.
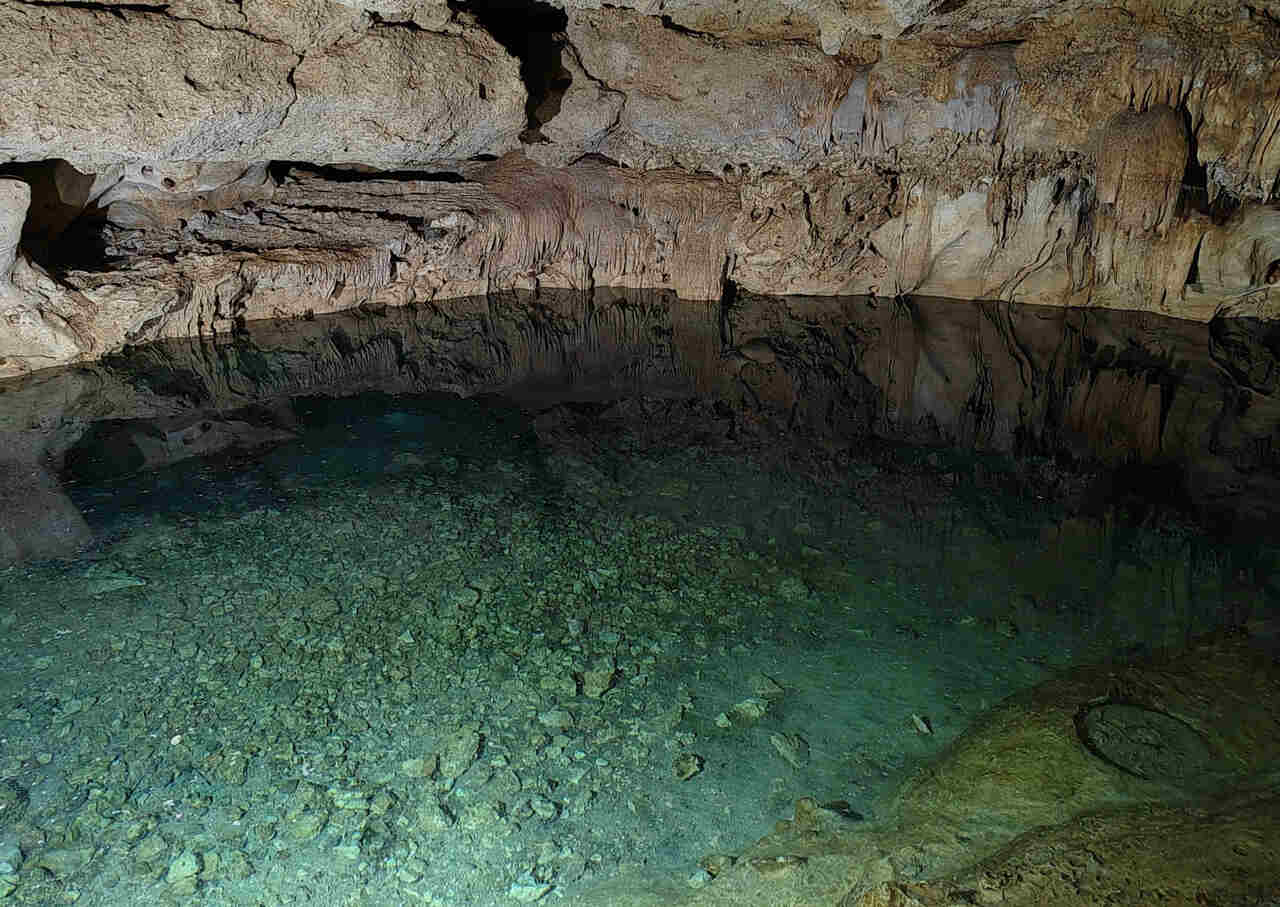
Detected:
[0,391,1273,906]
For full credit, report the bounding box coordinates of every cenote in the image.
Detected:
[1,288,1277,906]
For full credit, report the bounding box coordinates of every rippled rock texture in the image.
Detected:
[1,0,1279,376]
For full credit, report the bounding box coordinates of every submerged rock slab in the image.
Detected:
[560,629,1280,905]
[853,787,1280,906]
[0,459,90,562]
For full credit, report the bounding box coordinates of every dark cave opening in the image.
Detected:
[570,152,625,168]
[0,159,108,270]
[1177,107,1243,224]
[448,0,572,142]
[1185,233,1203,287]
[1178,107,1209,218]
[266,162,469,184]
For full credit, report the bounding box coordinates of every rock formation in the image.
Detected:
[0,178,88,374]
[0,0,1277,376]
[510,625,1279,906]
[1096,105,1189,237]
[0,180,26,278]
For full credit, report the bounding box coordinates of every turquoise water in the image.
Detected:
[1,292,1277,905]
[2,389,1272,906]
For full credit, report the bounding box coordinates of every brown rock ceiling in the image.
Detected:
[0,0,1278,378]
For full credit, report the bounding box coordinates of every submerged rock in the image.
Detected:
[605,628,1280,906]
[0,459,91,563]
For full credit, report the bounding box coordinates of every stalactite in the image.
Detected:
[241,248,395,293]
[1095,105,1188,236]
[456,154,735,302]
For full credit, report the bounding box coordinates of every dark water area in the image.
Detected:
[44,290,1280,526]
[0,290,1278,906]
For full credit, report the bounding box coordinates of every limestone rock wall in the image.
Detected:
[0,3,524,168]
[1,0,1279,375]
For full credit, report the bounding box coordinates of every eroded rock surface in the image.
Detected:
[0,2,523,169]
[563,629,1280,906]
[0,178,89,373]
[0,0,1277,374]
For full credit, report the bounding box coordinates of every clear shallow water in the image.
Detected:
[1,290,1278,905]
[1,388,1273,907]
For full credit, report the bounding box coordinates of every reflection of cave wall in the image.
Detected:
[8,288,1279,537]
